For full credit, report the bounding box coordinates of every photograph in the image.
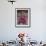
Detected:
[15,8,31,28]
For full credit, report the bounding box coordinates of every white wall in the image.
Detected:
[0,0,46,42]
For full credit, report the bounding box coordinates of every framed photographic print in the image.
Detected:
[15,8,31,28]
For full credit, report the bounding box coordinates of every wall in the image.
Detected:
[0,0,46,42]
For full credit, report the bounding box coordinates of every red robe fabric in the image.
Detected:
[18,16,27,24]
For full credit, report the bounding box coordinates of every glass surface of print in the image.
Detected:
[17,10,28,25]
[15,8,31,28]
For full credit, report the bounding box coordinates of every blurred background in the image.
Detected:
[0,0,46,45]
